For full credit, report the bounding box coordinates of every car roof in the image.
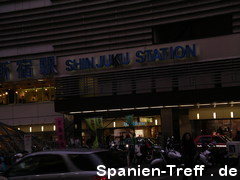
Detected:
[25,148,108,157]
[195,135,226,138]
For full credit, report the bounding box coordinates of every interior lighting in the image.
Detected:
[113,122,116,128]
[53,125,56,131]
[29,127,32,132]
[155,119,158,125]
[5,92,8,95]
[213,112,217,119]
[41,126,44,132]
[231,112,234,118]
[197,113,200,120]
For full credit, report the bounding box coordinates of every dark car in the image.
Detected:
[194,135,232,164]
[0,149,129,180]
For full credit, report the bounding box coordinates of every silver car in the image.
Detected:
[0,149,131,180]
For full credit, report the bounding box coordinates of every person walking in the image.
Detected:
[156,132,164,148]
[181,132,199,180]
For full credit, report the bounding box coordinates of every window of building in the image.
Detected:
[0,80,55,105]
[16,87,55,103]
[153,14,233,44]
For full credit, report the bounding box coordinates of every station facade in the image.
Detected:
[0,0,240,147]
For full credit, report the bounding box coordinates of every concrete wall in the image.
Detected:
[0,101,61,126]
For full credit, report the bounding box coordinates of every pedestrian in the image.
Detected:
[0,155,6,172]
[217,127,224,135]
[106,135,111,148]
[156,132,164,148]
[135,141,143,164]
[181,132,199,180]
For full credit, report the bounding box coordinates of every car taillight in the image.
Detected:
[95,176,107,180]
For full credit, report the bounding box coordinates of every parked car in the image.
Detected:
[194,135,231,148]
[0,149,129,180]
[194,135,232,165]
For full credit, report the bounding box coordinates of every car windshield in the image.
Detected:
[221,135,231,142]
[212,136,226,143]
[198,136,212,144]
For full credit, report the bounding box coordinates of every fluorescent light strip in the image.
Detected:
[68,102,238,114]
[164,105,178,108]
[122,108,135,111]
[215,102,228,105]
[69,111,83,114]
[231,102,240,104]
[108,108,121,112]
[199,103,211,106]
[150,106,164,109]
[135,107,149,110]
[82,110,95,113]
[179,104,195,107]
[95,110,108,112]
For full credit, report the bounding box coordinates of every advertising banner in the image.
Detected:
[55,117,66,148]
[85,117,103,148]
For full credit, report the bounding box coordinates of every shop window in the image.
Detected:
[0,87,55,105]
[139,117,153,123]
[17,87,55,103]
[135,129,144,137]
[0,93,8,105]
[153,14,232,44]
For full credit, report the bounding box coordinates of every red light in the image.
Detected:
[95,176,107,180]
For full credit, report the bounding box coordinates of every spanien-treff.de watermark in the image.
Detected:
[97,165,238,179]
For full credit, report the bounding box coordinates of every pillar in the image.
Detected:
[160,108,180,141]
